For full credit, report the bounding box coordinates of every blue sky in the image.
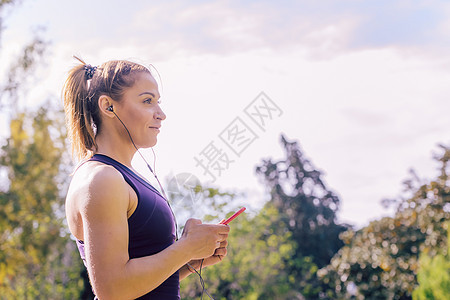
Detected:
[2,0,450,227]
[6,0,450,57]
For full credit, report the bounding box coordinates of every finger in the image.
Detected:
[215,224,230,233]
[214,248,228,260]
[214,247,227,256]
[186,218,202,226]
[219,240,228,247]
[218,233,229,242]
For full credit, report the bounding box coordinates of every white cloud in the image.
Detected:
[2,0,450,228]
[124,44,450,228]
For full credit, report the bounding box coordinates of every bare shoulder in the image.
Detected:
[72,161,128,207]
[66,161,129,238]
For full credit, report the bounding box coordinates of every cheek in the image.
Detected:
[127,109,148,127]
[133,111,156,138]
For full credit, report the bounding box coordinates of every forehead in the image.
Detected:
[126,72,160,99]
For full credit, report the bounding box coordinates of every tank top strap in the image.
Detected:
[88,154,164,199]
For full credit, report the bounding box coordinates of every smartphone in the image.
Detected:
[220,207,246,225]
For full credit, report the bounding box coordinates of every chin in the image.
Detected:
[141,139,157,149]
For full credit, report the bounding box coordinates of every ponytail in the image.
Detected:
[62,57,97,161]
[62,57,151,162]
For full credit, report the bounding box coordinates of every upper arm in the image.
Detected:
[79,165,130,294]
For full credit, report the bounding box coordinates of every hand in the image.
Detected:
[185,219,229,272]
[187,239,228,273]
[181,218,230,260]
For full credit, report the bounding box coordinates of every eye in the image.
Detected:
[143,98,161,105]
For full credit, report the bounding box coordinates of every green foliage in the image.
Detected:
[0,2,85,297]
[254,134,349,298]
[255,134,349,269]
[0,106,84,299]
[320,145,450,300]
[181,134,348,299]
[181,203,301,299]
[413,253,450,300]
[412,223,450,300]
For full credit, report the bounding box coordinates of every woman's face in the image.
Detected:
[115,72,166,148]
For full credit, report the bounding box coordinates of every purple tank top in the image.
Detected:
[76,154,180,299]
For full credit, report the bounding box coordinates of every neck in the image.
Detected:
[94,129,136,168]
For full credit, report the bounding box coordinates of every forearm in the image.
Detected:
[179,258,207,280]
[179,264,195,280]
[90,239,192,300]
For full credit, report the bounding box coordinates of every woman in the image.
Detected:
[63,58,230,299]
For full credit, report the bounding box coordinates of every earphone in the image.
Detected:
[108,104,214,299]
[107,104,161,202]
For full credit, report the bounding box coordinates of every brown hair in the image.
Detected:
[62,57,150,161]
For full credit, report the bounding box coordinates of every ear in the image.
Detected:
[98,95,115,118]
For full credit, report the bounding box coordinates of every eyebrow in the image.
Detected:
[139,92,157,97]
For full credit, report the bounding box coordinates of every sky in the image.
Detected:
[2,0,450,228]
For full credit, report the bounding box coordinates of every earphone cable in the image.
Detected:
[112,110,214,299]
[111,110,178,239]
[187,260,214,300]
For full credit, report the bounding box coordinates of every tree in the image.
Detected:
[254,134,349,298]
[181,134,349,299]
[255,134,349,267]
[319,145,450,300]
[0,1,87,298]
[0,106,84,299]
[412,222,450,300]
[181,203,301,300]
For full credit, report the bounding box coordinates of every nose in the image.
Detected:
[156,106,166,121]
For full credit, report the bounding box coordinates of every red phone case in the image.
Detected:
[220,207,246,225]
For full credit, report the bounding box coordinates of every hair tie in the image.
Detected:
[84,64,97,80]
